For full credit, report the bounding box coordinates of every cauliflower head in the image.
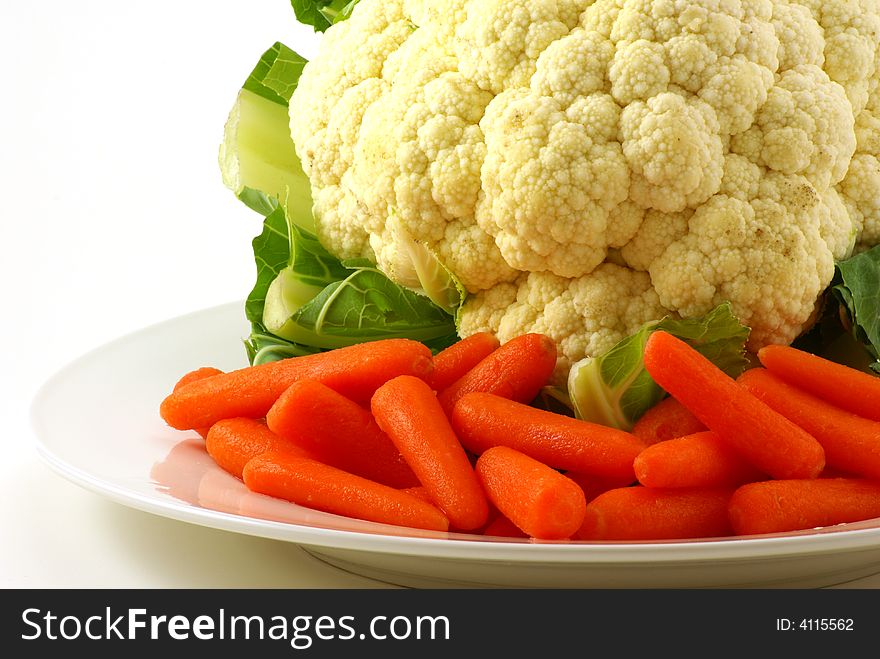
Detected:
[290,0,880,375]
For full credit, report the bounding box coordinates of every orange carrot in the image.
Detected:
[452,392,645,481]
[428,332,500,392]
[482,513,528,539]
[160,338,433,430]
[242,452,449,532]
[205,417,311,480]
[399,486,434,504]
[172,367,224,438]
[371,375,489,531]
[728,478,880,535]
[758,344,880,422]
[575,486,734,541]
[266,380,419,489]
[476,446,586,540]
[643,331,825,480]
[173,366,224,391]
[738,368,880,480]
[437,333,557,415]
[632,396,707,445]
[564,472,634,503]
[634,431,766,489]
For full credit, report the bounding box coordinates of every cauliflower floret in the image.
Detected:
[456,0,583,94]
[818,187,857,260]
[609,39,670,104]
[796,0,880,114]
[437,219,519,292]
[620,92,724,213]
[649,175,834,349]
[290,0,880,375]
[731,65,856,191]
[531,28,614,107]
[620,207,693,271]
[771,1,824,72]
[477,90,629,277]
[839,61,880,252]
[840,154,880,251]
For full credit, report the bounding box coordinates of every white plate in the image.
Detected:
[31,301,880,588]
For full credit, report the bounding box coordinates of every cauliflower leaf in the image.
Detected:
[245,198,458,364]
[219,41,314,231]
[833,245,880,373]
[290,0,359,32]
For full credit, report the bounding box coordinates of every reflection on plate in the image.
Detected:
[31,301,880,588]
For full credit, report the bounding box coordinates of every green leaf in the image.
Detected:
[250,203,353,346]
[241,42,307,105]
[290,0,357,32]
[335,0,362,23]
[290,265,457,346]
[833,245,880,373]
[568,303,751,430]
[218,42,314,231]
[242,203,322,365]
[244,201,291,327]
[245,200,459,362]
[244,330,320,366]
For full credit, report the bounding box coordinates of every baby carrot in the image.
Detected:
[437,333,557,415]
[160,338,434,430]
[476,446,586,540]
[266,380,419,489]
[482,514,528,539]
[173,366,224,391]
[242,452,450,532]
[575,486,735,541]
[728,478,880,535]
[643,331,825,480]
[205,417,311,480]
[758,344,880,421]
[428,332,500,392]
[633,431,766,489]
[631,396,707,445]
[399,486,434,504]
[172,366,224,438]
[452,392,645,481]
[371,375,489,531]
[738,368,880,480]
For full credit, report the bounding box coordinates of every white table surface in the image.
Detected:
[2,0,878,589]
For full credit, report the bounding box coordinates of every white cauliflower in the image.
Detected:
[290,0,880,375]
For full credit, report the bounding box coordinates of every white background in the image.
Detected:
[1,1,878,589]
[1,0,388,587]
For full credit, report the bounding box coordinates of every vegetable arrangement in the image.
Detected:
[160,1,880,543]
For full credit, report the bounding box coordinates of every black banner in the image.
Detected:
[1,589,874,656]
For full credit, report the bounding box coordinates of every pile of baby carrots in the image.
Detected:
[159,329,880,541]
